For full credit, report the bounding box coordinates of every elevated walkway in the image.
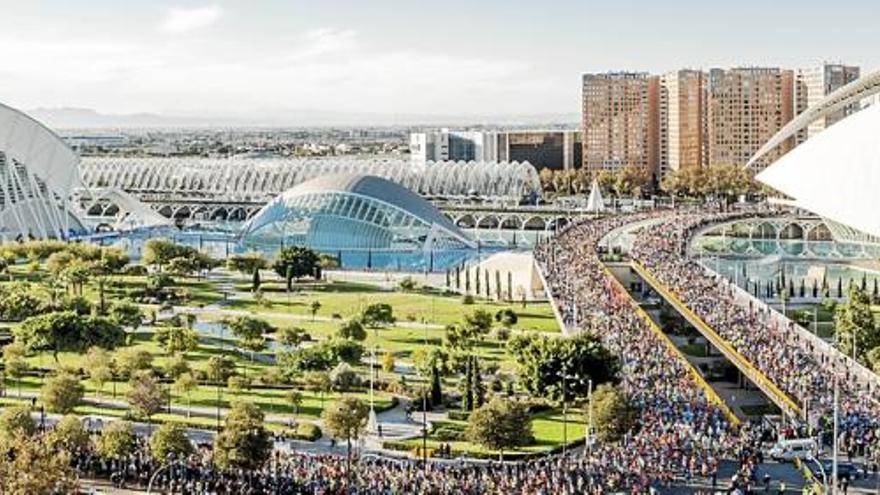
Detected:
[631,261,801,419]
[601,263,740,427]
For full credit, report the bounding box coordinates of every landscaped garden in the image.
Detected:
[0,238,631,460]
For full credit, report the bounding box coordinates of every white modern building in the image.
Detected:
[754,69,880,243]
[410,129,581,171]
[0,103,85,240]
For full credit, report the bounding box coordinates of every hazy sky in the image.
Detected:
[1,0,878,118]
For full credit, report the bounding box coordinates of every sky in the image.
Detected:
[1,0,879,120]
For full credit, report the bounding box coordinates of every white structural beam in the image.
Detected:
[747,68,880,169]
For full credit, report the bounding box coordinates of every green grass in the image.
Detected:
[394,409,585,458]
[225,280,559,333]
[680,343,709,357]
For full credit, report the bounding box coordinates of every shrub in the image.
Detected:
[447,410,471,421]
[434,427,463,442]
[462,295,475,305]
[293,422,322,442]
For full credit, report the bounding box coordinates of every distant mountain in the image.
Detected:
[28,107,579,130]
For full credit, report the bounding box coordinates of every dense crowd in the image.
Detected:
[629,210,880,460]
[532,211,746,492]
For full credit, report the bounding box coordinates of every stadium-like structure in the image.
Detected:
[241,174,475,251]
[80,157,542,204]
[0,103,85,240]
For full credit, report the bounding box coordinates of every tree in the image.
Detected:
[304,371,333,409]
[464,309,493,337]
[309,300,322,321]
[494,308,518,329]
[143,239,183,268]
[173,372,199,417]
[0,406,36,439]
[278,327,309,348]
[47,414,90,453]
[228,375,251,395]
[361,303,395,328]
[589,383,636,442]
[330,362,360,392]
[381,351,396,373]
[337,319,367,341]
[108,300,143,331]
[127,372,168,422]
[14,311,83,362]
[465,397,534,456]
[507,332,617,401]
[226,253,267,290]
[835,284,880,362]
[204,355,237,383]
[163,352,191,379]
[285,389,304,421]
[322,397,369,470]
[113,348,154,379]
[150,422,194,463]
[42,372,85,414]
[430,365,443,407]
[2,342,29,397]
[154,326,200,355]
[866,346,880,374]
[273,246,321,289]
[214,401,272,470]
[95,421,137,459]
[224,316,274,343]
[0,432,77,494]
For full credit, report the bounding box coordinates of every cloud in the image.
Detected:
[159,5,222,33]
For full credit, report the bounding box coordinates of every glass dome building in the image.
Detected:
[240,174,476,252]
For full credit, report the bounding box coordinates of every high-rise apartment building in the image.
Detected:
[661,70,707,173]
[581,72,660,176]
[707,68,794,171]
[795,64,860,141]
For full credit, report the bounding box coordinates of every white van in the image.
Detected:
[768,438,818,461]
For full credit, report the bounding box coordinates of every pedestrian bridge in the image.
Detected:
[631,261,802,420]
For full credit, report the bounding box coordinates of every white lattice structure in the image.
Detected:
[80,157,542,203]
[0,103,85,240]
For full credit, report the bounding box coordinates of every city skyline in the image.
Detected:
[1,0,879,124]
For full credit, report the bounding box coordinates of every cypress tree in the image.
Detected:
[507,271,513,301]
[484,270,490,298]
[495,270,502,300]
[472,357,486,408]
[475,267,480,294]
[799,278,805,298]
[252,267,261,292]
[837,278,843,298]
[461,357,473,412]
[430,365,442,407]
[812,279,818,298]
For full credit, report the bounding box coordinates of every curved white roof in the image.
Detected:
[279,174,462,234]
[0,102,81,192]
[748,69,880,169]
[241,173,475,249]
[757,103,880,239]
[0,102,84,239]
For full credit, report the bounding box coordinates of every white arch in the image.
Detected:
[748,68,880,169]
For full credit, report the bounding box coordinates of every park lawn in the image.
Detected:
[2,372,396,422]
[396,409,585,458]
[226,280,559,333]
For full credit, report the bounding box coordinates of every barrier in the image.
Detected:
[631,261,802,418]
[600,263,741,427]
